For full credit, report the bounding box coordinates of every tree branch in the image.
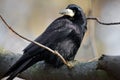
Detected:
[0,15,72,68]
[87,17,120,25]
[98,55,120,80]
[0,49,117,80]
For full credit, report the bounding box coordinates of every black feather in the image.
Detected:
[3,4,87,80]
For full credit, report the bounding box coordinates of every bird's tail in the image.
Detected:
[6,58,32,80]
[5,55,41,80]
[3,54,41,80]
[3,55,30,78]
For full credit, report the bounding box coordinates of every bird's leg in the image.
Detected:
[66,61,74,69]
[54,50,74,69]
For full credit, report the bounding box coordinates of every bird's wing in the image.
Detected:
[4,18,75,78]
[24,18,75,54]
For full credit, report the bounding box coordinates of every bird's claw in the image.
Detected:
[66,61,74,69]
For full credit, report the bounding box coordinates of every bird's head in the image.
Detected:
[59,4,87,30]
[59,4,85,18]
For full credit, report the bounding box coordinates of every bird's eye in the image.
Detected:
[72,9,76,13]
[71,9,78,14]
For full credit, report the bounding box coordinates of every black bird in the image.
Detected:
[3,4,87,80]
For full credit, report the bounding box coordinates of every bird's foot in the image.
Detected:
[66,61,74,69]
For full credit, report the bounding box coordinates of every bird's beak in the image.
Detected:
[59,9,75,17]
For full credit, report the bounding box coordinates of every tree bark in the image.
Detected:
[98,55,120,80]
[0,48,119,80]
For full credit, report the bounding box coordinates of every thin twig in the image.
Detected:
[0,15,72,68]
[87,17,120,25]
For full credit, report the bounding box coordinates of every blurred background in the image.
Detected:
[0,0,120,62]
